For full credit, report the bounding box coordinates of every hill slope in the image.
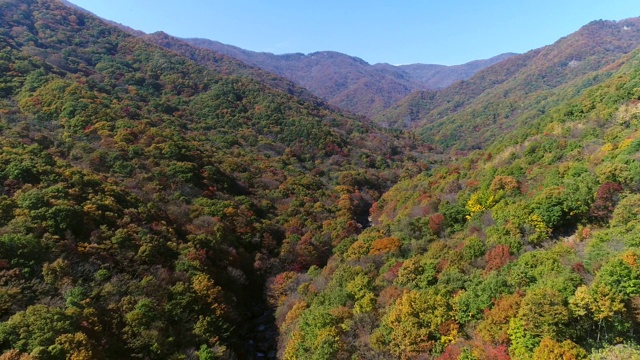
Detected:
[274,37,640,360]
[0,0,427,358]
[142,31,327,107]
[184,37,514,117]
[378,17,640,149]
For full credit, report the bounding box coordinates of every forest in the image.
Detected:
[1,0,640,359]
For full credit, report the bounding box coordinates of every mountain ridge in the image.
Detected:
[377,16,640,149]
[58,0,517,119]
[183,37,516,117]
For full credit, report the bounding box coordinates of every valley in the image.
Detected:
[0,1,639,359]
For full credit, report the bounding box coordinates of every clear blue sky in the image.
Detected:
[68,0,639,66]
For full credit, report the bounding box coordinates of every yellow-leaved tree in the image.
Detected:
[372,289,451,359]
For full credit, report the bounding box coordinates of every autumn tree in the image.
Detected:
[372,289,451,359]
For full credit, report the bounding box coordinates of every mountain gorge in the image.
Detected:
[183,38,515,118]
[1,1,640,359]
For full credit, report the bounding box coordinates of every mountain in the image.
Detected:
[275,23,640,360]
[142,31,325,106]
[5,1,640,359]
[57,3,325,105]
[0,0,428,358]
[377,17,640,149]
[184,37,515,117]
[395,53,518,89]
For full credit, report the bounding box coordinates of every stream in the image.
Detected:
[243,307,278,359]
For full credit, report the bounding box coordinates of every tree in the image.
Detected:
[477,292,523,343]
[589,182,623,223]
[611,194,640,227]
[532,338,587,360]
[346,273,376,314]
[490,176,520,195]
[0,305,76,357]
[373,289,451,359]
[369,237,402,255]
[507,317,538,360]
[454,272,511,324]
[484,245,512,273]
[517,287,569,339]
[395,255,437,290]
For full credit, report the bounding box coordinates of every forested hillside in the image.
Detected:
[142,32,324,107]
[0,0,428,358]
[275,30,640,360]
[377,18,640,150]
[3,1,640,360]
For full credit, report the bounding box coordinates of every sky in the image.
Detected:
[68,0,639,66]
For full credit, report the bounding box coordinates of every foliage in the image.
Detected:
[276,21,640,359]
[0,0,424,357]
[5,1,640,359]
[372,288,451,359]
